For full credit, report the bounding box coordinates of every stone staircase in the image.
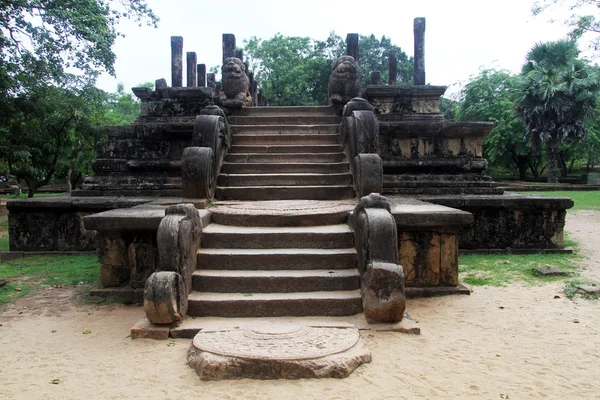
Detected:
[188,106,362,318]
[216,106,355,201]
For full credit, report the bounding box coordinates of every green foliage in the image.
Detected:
[515,40,600,183]
[103,83,141,126]
[243,33,412,106]
[358,34,413,87]
[0,0,158,95]
[0,255,100,307]
[457,68,539,179]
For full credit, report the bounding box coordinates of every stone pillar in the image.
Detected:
[171,36,183,87]
[371,71,380,85]
[413,18,426,85]
[346,33,359,64]
[197,64,206,87]
[223,33,236,64]
[207,73,216,89]
[187,52,197,87]
[235,49,244,62]
[389,54,397,85]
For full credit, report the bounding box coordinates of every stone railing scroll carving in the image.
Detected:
[352,194,405,323]
[144,204,202,325]
[182,106,231,200]
[340,98,383,197]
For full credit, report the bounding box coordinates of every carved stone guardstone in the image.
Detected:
[187,325,371,380]
[144,204,202,325]
[220,57,252,108]
[328,56,360,106]
[353,194,406,323]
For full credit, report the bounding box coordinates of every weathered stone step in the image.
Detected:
[197,248,357,270]
[187,290,363,317]
[233,134,339,145]
[192,269,360,293]
[234,106,337,117]
[82,176,181,191]
[217,173,352,187]
[229,115,340,125]
[229,144,343,154]
[202,224,354,249]
[216,185,355,201]
[231,124,339,135]
[222,162,349,174]
[225,153,345,163]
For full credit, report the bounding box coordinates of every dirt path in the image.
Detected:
[0,212,598,399]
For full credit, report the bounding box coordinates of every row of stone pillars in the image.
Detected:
[169,17,425,91]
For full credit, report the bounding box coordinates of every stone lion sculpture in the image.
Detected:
[220,57,252,108]
[328,56,360,105]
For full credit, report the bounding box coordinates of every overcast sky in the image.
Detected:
[97,0,576,97]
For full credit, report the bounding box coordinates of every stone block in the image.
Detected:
[131,317,171,340]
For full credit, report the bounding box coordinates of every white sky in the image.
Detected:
[97,0,578,97]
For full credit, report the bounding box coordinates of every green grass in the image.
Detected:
[527,191,600,211]
[0,237,8,252]
[459,252,581,287]
[0,255,100,306]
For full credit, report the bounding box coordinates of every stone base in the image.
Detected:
[186,325,371,380]
[131,317,172,340]
[405,284,471,298]
[460,248,573,255]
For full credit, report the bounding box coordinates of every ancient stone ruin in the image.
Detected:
[7,21,574,380]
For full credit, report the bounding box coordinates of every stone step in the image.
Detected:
[201,224,354,249]
[192,269,360,293]
[225,153,345,163]
[229,144,343,154]
[216,185,356,201]
[197,248,357,270]
[231,124,339,135]
[217,173,352,187]
[229,115,340,126]
[187,290,363,317]
[222,162,349,174]
[232,133,339,145]
[234,106,337,117]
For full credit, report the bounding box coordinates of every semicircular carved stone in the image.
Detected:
[144,271,187,325]
[157,203,202,294]
[354,154,383,197]
[351,110,379,154]
[182,147,214,199]
[328,56,360,106]
[353,194,405,323]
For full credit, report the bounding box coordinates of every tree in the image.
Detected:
[515,40,600,182]
[358,34,413,87]
[0,0,158,95]
[0,80,108,196]
[456,68,538,180]
[243,33,413,106]
[533,1,600,52]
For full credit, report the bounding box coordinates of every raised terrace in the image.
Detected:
[6,19,574,380]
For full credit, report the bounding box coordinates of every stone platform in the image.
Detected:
[186,325,371,380]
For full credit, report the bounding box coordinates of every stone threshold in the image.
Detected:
[131,312,421,340]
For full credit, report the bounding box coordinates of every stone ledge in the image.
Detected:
[387,196,474,227]
[460,248,573,255]
[418,192,574,210]
[6,196,152,211]
[405,284,471,298]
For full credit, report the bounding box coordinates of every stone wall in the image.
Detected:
[418,193,574,251]
[7,197,152,252]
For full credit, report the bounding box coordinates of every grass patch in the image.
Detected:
[0,237,8,252]
[564,280,600,300]
[0,255,100,306]
[459,252,580,287]
[527,191,600,211]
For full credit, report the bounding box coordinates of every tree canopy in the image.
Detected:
[515,40,600,182]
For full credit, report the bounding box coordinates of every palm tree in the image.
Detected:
[515,40,600,183]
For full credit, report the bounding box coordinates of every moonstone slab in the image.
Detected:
[187,325,371,380]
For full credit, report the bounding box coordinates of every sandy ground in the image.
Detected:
[0,212,599,399]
